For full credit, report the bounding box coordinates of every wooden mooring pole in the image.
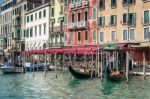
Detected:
[126,51,129,83]
[143,52,146,79]
[44,49,47,77]
[32,54,35,76]
[55,53,57,78]
[100,50,103,81]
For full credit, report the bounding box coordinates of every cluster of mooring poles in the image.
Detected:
[23,42,149,83]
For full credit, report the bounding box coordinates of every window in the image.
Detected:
[111,31,116,41]
[85,11,88,21]
[78,11,81,22]
[43,10,46,17]
[24,4,26,10]
[99,32,104,42]
[123,30,128,40]
[51,22,54,32]
[111,0,116,8]
[93,7,96,20]
[142,0,150,3]
[60,5,63,15]
[39,25,41,35]
[30,15,33,21]
[64,33,67,41]
[27,16,29,22]
[35,26,37,36]
[51,8,54,17]
[128,0,135,4]
[85,31,88,40]
[65,0,68,6]
[60,20,63,31]
[129,29,135,40]
[35,13,37,20]
[71,32,75,42]
[110,15,117,25]
[72,12,75,22]
[72,0,75,4]
[64,13,67,24]
[27,28,29,37]
[23,30,26,37]
[123,13,128,24]
[43,23,46,35]
[78,0,81,4]
[144,10,150,24]
[78,32,81,41]
[39,11,42,19]
[30,27,33,37]
[51,0,55,4]
[144,27,150,40]
[129,13,136,25]
[99,0,105,9]
[99,17,105,26]
[122,0,135,6]
[92,30,96,42]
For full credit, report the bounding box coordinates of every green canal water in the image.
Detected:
[0,71,150,99]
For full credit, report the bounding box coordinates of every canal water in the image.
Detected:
[0,71,150,99]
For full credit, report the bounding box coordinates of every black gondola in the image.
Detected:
[106,67,124,82]
[69,65,97,79]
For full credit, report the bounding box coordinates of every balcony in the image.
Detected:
[14,22,21,27]
[76,3,82,7]
[69,4,75,9]
[68,21,89,30]
[84,40,88,45]
[67,22,77,30]
[77,21,89,28]
[82,0,89,6]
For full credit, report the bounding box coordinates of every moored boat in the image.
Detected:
[106,67,124,82]
[69,65,97,79]
[0,66,24,74]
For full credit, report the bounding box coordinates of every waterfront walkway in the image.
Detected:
[130,65,150,76]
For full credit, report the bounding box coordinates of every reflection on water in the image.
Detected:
[102,80,117,95]
[68,79,82,88]
[0,71,150,99]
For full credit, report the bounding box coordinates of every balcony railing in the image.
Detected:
[69,4,75,9]
[76,3,82,7]
[68,21,89,30]
[82,0,89,6]
[67,22,77,29]
[77,21,89,28]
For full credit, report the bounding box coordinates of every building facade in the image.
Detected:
[64,0,98,46]
[12,0,27,52]
[25,2,50,51]
[0,0,16,58]
[97,0,150,62]
[49,0,64,48]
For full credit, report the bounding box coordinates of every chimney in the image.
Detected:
[42,0,45,4]
[33,3,35,8]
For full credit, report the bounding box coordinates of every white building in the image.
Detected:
[25,3,50,51]
[0,0,14,54]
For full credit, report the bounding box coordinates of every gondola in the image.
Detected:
[69,65,97,79]
[106,67,124,82]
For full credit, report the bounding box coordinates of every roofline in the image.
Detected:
[0,0,12,7]
[25,3,50,15]
[12,0,27,7]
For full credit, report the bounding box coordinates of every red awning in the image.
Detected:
[24,45,101,54]
[118,43,127,48]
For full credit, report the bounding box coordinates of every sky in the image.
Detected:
[0,0,3,4]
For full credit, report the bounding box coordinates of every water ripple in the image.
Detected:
[0,71,150,99]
